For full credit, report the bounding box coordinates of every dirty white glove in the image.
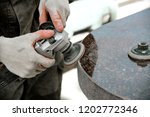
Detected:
[0,30,55,78]
[39,0,70,32]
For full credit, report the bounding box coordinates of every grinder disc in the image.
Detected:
[64,43,85,66]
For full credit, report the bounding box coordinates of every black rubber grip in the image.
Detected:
[39,20,55,30]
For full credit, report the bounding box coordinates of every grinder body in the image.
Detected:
[35,21,85,66]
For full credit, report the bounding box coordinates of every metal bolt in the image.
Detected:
[138,42,149,51]
[128,42,150,64]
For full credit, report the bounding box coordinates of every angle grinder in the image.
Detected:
[35,21,85,66]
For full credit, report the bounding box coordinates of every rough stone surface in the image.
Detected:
[78,8,150,100]
[80,34,98,77]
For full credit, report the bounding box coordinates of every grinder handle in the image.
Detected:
[39,20,55,30]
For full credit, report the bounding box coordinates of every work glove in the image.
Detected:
[0,30,55,78]
[39,0,70,32]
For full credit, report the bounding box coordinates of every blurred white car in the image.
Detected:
[65,0,118,37]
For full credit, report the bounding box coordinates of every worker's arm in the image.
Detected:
[0,30,55,78]
[39,0,70,32]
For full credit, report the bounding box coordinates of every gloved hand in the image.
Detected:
[39,0,70,32]
[0,30,55,78]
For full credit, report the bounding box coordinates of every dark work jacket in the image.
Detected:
[0,0,75,37]
[0,0,39,37]
[0,0,63,99]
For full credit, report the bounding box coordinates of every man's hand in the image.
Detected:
[39,0,70,32]
[0,30,55,78]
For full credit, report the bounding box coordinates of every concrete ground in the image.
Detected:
[61,0,150,100]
